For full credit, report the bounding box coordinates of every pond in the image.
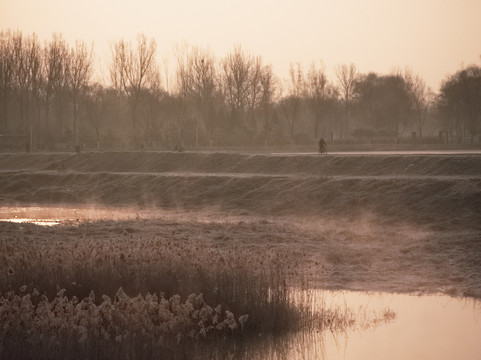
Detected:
[242,290,481,360]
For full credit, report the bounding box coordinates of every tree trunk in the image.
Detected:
[1,91,8,132]
[73,98,79,146]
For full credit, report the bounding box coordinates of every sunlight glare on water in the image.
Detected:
[0,205,259,225]
[0,205,155,225]
[5,217,61,226]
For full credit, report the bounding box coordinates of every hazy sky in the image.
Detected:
[1,0,480,90]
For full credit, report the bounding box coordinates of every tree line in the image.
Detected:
[1,30,480,150]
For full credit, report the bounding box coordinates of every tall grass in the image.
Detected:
[0,219,394,359]
[0,220,311,359]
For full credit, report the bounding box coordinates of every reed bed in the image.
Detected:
[0,219,393,359]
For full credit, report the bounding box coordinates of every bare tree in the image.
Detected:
[173,42,191,97]
[172,42,194,148]
[160,56,172,94]
[110,34,157,145]
[11,31,44,149]
[245,56,263,134]
[404,70,431,142]
[221,45,262,133]
[354,72,412,143]
[67,40,93,148]
[191,48,220,147]
[304,61,337,140]
[84,83,111,147]
[24,34,43,148]
[336,63,357,142]
[258,65,280,146]
[44,33,70,144]
[175,44,220,147]
[11,31,29,134]
[437,65,481,143]
[0,30,45,146]
[281,63,304,143]
[139,69,165,147]
[0,30,15,132]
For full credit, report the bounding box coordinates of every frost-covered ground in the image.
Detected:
[0,151,480,298]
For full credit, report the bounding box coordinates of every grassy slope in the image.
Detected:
[0,151,480,229]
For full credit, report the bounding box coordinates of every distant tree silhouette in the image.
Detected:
[174,44,219,147]
[404,70,433,142]
[66,40,93,148]
[0,30,15,132]
[258,65,280,146]
[1,28,474,149]
[304,61,338,139]
[282,63,304,144]
[25,34,43,147]
[336,63,357,142]
[437,65,481,142]
[44,33,69,145]
[353,73,412,143]
[139,71,165,147]
[220,45,263,143]
[83,83,111,147]
[110,34,157,146]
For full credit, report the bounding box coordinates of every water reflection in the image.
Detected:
[0,205,255,225]
[318,291,481,359]
[221,290,481,360]
[0,205,133,224]
[3,217,60,226]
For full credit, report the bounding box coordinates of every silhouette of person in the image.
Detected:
[318,137,327,153]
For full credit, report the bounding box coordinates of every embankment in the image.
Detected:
[0,151,480,229]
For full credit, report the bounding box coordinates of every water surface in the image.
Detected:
[253,290,481,360]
